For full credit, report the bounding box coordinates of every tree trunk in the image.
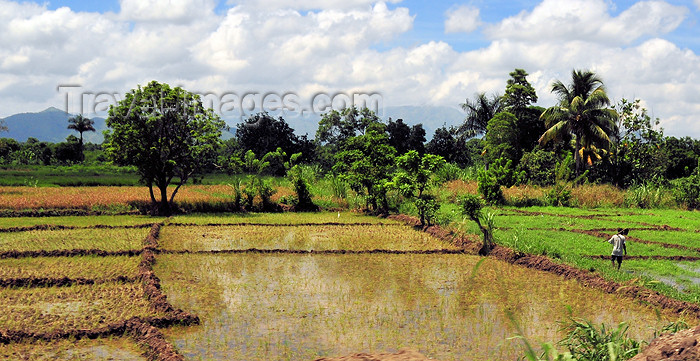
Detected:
[148,183,156,204]
[157,182,171,216]
[574,136,582,177]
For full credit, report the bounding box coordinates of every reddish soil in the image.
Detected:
[631,325,700,361]
[0,275,135,288]
[161,248,466,255]
[168,222,383,227]
[314,348,440,361]
[0,249,141,259]
[0,209,138,217]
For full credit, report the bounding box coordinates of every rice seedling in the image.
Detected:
[159,224,458,252]
[167,212,400,226]
[0,215,163,229]
[155,253,684,361]
[0,283,168,334]
[0,337,145,360]
[0,255,139,281]
[0,227,147,252]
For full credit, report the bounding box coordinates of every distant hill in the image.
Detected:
[0,107,106,143]
[1,105,464,143]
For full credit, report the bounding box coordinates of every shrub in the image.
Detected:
[477,167,504,205]
[490,157,524,188]
[673,160,700,209]
[624,183,674,209]
[518,149,557,186]
[459,194,495,255]
[558,318,641,361]
[434,162,461,183]
[287,163,318,211]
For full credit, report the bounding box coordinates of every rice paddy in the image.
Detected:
[0,209,697,359]
[156,253,680,360]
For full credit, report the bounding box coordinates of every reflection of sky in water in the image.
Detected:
[160,254,680,361]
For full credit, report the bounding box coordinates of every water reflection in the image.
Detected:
[158,254,683,360]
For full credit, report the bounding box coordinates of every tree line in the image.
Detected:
[1,74,698,214]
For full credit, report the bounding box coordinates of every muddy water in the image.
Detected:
[157,253,685,361]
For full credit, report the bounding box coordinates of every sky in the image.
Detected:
[1,0,699,138]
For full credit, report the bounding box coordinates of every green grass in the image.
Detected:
[0,227,147,252]
[159,223,457,252]
[0,165,282,187]
[156,253,681,361]
[597,210,700,231]
[0,165,141,187]
[631,230,700,249]
[0,255,139,280]
[450,206,700,305]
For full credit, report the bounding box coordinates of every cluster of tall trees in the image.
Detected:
[1,73,698,213]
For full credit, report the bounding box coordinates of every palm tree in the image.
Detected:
[459,92,503,138]
[67,114,96,147]
[539,70,618,175]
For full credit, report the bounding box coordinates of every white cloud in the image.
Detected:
[696,0,700,10]
[0,0,699,139]
[444,5,481,34]
[119,0,217,23]
[226,0,403,11]
[484,0,687,45]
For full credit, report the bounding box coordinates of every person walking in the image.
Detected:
[607,228,628,270]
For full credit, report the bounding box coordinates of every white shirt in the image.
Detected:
[608,234,626,256]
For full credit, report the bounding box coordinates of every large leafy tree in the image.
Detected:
[502,69,544,154]
[483,112,519,165]
[316,106,381,169]
[235,112,313,164]
[104,81,226,215]
[333,122,396,214]
[459,92,503,138]
[539,69,618,175]
[390,150,445,226]
[387,118,426,155]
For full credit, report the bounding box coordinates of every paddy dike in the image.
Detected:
[0,223,199,361]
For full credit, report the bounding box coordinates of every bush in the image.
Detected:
[518,149,557,186]
[624,183,674,209]
[490,157,524,188]
[434,162,461,183]
[477,167,504,205]
[558,318,641,361]
[673,160,700,209]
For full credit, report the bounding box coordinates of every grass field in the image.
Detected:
[466,206,700,304]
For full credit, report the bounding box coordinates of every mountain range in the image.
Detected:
[0,106,465,143]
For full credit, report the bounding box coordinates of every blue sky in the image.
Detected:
[2,0,700,137]
[36,0,700,53]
